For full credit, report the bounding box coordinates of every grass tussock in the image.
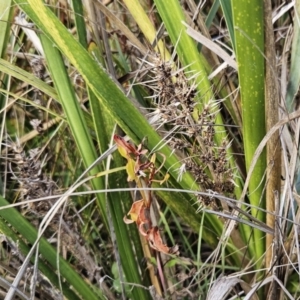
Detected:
[0,0,300,299]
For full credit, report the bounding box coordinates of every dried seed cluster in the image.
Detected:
[8,143,55,206]
[146,57,197,129]
[30,58,46,103]
[146,55,235,208]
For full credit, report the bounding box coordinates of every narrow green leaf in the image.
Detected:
[232,0,266,262]
[40,35,109,234]
[70,0,87,48]
[0,0,13,58]
[220,0,235,48]
[0,58,58,99]
[206,0,220,28]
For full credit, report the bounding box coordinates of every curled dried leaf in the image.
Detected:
[147,227,179,255]
[126,200,144,222]
[125,200,152,236]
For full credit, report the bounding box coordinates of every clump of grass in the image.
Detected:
[0,0,300,299]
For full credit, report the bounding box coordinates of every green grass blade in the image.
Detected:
[0,58,58,99]
[70,0,87,48]
[39,34,109,229]
[0,0,13,58]
[206,0,220,28]
[219,0,235,48]
[39,35,94,173]
[232,0,266,263]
